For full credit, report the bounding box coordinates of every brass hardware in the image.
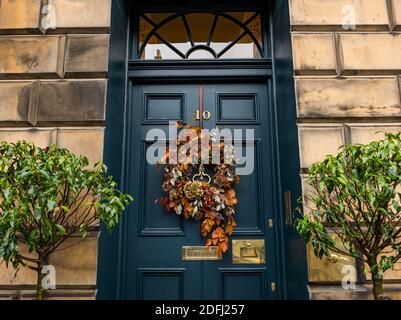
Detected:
[284,191,292,225]
[271,282,276,292]
[232,240,265,264]
[194,110,211,120]
[268,219,273,228]
[192,164,211,184]
[307,235,357,282]
[182,246,222,261]
[203,110,211,120]
[184,165,211,199]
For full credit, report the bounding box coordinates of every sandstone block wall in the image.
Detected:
[0,0,111,299]
[290,0,401,299]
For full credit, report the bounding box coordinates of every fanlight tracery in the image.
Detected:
[139,11,263,60]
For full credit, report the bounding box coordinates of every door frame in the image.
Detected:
[97,0,308,300]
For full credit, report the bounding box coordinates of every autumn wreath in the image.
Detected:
[157,124,240,255]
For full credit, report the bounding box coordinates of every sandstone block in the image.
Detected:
[49,237,98,285]
[0,81,33,121]
[296,77,401,118]
[298,124,344,168]
[0,0,41,32]
[292,33,337,74]
[57,127,105,165]
[339,33,401,74]
[290,0,390,30]
[0,36,65,78]
[393,0,401,30]
[0,237,98,286]
[48,0,111,30]
[0,128,57,147]
[37,80,107,123]
[65,35,109,75]
[346,124,401,145]
[301,174,317,217]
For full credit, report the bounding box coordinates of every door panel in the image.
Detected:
[140,141,184,235]
[202,83,275,299]
[219,269,266,300]
[227,141,264,235]
[144,93,186,123]
[138,269,185,300]
[124,81,276,299]
[216,93,259,124]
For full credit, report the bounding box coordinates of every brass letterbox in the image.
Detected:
[232,240,265,264]
[182,246,222,261]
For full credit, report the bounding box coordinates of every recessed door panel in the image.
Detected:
[217,93,259,123]
[138,269,185,300]
[139,141,184,235]
[220,269,266,300]
[232,140,264,235]
[144,93,185,123]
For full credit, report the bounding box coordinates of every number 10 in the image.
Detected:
[195,110,211,120]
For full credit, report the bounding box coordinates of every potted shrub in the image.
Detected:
[0,141,132,300]
[296,132,401,300]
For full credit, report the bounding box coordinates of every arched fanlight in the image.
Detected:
[139,11,263,60]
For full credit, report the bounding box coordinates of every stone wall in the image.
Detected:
[290,0,401,299]
[0,0,111,299]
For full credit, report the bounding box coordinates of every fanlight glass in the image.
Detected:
[139,12,263,60]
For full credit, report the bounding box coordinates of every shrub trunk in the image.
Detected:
[35,255,49,300]
[372,273,384,300]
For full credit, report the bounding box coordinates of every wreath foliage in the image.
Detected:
[157,124,240,255]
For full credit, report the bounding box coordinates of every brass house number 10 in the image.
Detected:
[194,110,211,120]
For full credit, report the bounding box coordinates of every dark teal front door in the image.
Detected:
[122,80,278,299]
